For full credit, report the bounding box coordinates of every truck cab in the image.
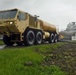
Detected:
[0,9,28,35]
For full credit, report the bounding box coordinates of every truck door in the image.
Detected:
[17,12,26,33]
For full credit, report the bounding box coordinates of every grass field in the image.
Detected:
[0,40,4,45]
[0,42,66,75]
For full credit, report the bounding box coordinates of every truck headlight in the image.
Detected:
[10,22,13,24]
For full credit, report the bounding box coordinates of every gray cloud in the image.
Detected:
[0,0,76,30]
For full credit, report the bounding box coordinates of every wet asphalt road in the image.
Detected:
[0,45,5,50]
[0,40,74,50]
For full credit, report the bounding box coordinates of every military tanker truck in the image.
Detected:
[0,8,59,46]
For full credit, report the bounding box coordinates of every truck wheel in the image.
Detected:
[57,35,59,42]
[54,34,58,43]
[35,31,42,45]
[24,30,35,46]
[49,33,54,43]
[3,35,14,46]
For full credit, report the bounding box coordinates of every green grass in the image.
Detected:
[0,40,4,45]
[32,42,64,53]
[0,43,66,75]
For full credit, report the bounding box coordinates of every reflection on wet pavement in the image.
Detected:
[0,45,6,50]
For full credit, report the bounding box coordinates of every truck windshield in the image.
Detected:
[0,9,17,19]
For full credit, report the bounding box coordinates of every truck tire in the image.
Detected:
[49,33,54,43]
[35,31,42,45]
[54,34,58,43]
[3,35,14,46]
[24,30,35,46]
[57,35,59,42]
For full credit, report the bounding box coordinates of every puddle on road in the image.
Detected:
[0,45,5,50]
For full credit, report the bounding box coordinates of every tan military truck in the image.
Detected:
[0,8,59,46]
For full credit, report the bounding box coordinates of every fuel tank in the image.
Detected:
[40,20,56,32]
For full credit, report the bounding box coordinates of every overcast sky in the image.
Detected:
[0,0,76,31]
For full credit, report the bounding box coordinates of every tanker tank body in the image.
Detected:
[39,20,59,43]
